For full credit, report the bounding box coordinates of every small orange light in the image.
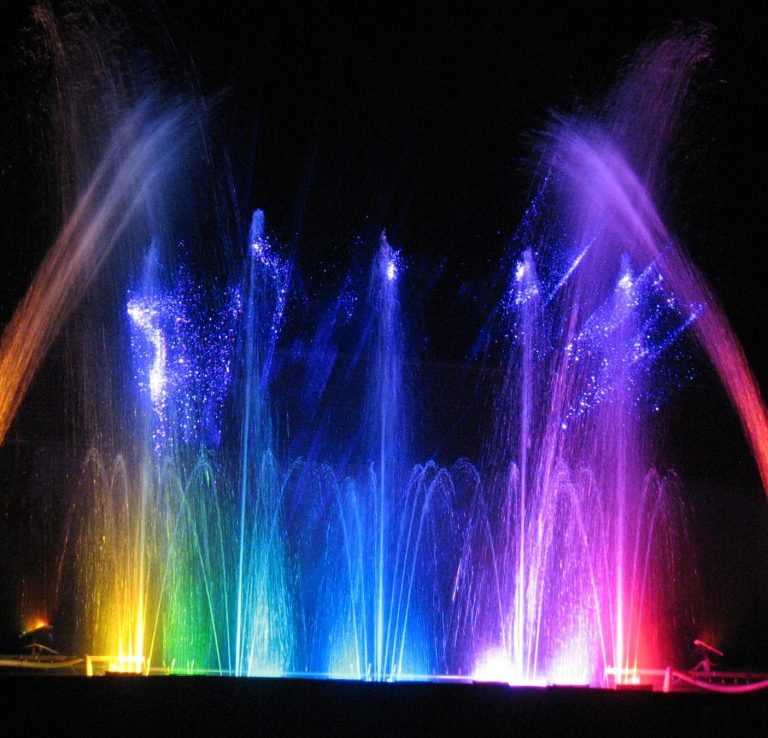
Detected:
[22,616,49,634]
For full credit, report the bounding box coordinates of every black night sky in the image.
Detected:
[1,1,767,670]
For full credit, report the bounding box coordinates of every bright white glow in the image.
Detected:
[515,261,527,282]
[386,259,397,282]
[127,301,167,406]
[472,649,546,687]
[473,650,513,682]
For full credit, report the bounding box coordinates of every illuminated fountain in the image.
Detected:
[452,27,766,686]
[292,236,458,679]
[1,10,766,687]
[73,212,295,675]
[454,242,696,685]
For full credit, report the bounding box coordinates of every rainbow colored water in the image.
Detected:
[1,18,766,683]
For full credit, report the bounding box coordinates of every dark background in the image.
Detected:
[1,1,767,667]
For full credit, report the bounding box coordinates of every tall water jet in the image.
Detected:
[233,211,294,675]
[318,234,413,678]
[370,235,407,677]
[307,234,458,679]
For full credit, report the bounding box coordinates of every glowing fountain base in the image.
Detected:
[4,653,768,692]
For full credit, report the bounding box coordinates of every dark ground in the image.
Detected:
[1,675,767,737]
